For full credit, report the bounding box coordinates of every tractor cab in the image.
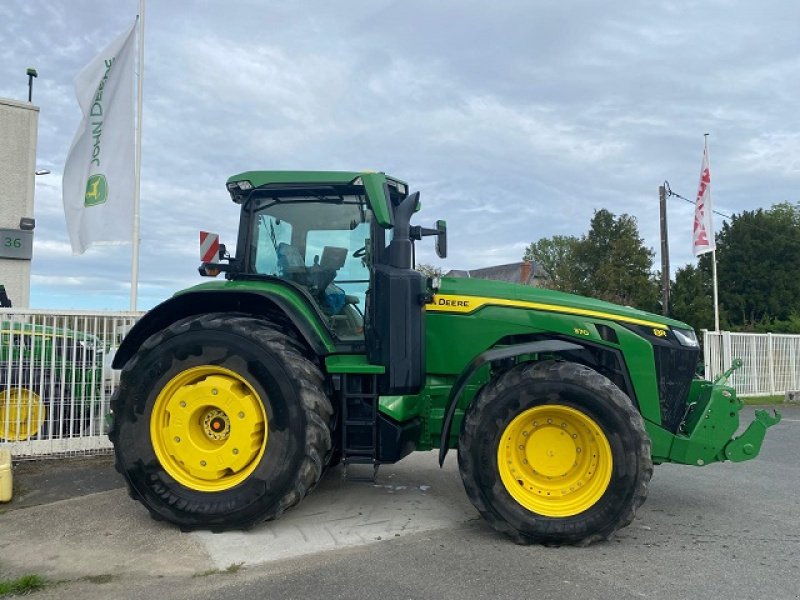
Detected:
[241,182,372,340]
[211,171,446,394]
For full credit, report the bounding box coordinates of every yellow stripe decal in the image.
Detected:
[426,294,668,329]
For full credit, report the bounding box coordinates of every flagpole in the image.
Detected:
[705,133,721,331]
[131,0,145,311]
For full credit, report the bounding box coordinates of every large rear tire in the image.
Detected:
[458,360,652,546]
[110,313,332,531]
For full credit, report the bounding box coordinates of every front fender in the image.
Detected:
[437,339,583,466]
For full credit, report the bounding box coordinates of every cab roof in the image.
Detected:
[226,170,407,189]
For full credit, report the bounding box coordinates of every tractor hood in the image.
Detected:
[432,276,691,331]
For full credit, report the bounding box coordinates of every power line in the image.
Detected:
[662,180,800,250]
[663,181,734,221]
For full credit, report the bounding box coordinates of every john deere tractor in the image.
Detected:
[110,171,780,545]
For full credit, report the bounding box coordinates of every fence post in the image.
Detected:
[722,330,732,371]
[767,333,776,396]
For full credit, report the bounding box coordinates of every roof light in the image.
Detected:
[237,180,253,191]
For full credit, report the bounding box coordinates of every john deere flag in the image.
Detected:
[63,21,137,254]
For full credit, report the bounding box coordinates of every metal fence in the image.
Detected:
[703,330,800,397]
[0,309,143,458]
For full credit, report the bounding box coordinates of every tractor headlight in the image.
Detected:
[673,328,699,348]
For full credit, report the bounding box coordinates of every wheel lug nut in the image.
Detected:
[180,401,186,408]
[522,431,528,436]
[233,448,239,455]
[174,436,180,443]
[547,419,552,424]
[211,389,218,395]
[238,412,245,419]
[200,460,207,467]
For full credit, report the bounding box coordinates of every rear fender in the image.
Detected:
[112,290,334,369]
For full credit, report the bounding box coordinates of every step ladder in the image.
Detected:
[339,374,380,481]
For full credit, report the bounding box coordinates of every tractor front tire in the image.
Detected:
[110,313,332,531]
[458,360,652,546]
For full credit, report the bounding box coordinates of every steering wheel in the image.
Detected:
[352,246,366,258]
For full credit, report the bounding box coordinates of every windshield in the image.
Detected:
[249,192,371,340]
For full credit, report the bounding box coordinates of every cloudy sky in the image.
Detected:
[1,0,797,310]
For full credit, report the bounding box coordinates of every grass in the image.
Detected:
[0,574,46,597]
[741,394,786,405]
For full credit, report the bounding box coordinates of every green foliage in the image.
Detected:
[717,202,800,330]
[523,235,579,292]
[670,260,715,331]
[672,202,800,333]
[525,210,660,311]
[0,574,46,597]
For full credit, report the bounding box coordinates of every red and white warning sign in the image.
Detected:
[200,231,220,263]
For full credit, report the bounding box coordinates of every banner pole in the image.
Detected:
[131,0,145,311]
[705,134,720,331]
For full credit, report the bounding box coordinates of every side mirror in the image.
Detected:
[435,220,447,259]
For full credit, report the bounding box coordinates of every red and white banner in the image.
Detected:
[200,231,220,263]
[692,142,716,256]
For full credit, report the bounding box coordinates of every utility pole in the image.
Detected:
[659,184,670,316]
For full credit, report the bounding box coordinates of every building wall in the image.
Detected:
[0,97,39,308]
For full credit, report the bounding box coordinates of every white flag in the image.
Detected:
[692,142,715,256]
[63,21,137,254]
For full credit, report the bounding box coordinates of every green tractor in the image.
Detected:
[1,321,103,441]
[110,171,780,545]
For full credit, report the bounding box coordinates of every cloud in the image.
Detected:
[1,0,798,310]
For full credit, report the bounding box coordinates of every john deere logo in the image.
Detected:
[84,174,108,207]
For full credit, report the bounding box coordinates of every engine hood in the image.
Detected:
[431,276,691,330]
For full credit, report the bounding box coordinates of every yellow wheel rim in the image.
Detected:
[497,404,613,517]
[150,366,268,492]
[0,388,45,441]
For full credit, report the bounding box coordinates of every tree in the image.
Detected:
[524,209,660,311]
[572,210,660,311]
[716,202,800,328]
[670,259,715,331]
[523,235,580,292]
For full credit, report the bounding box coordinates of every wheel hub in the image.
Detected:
[203,409,231,441]
[0,388,45,441]
[497,404,613,517]
[150,366,268,492]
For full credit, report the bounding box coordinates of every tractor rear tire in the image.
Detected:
[110,313,332,531]
[458,360,652,546]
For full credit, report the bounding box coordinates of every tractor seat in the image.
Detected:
[276,243,308,284]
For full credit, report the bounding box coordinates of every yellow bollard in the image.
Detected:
[0,448,12,502]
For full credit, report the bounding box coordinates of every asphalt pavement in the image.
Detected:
[1,405,798,600]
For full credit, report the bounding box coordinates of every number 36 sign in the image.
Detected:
[0,228,33,260]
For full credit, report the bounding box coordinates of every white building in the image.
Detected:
[0,96,39,308]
